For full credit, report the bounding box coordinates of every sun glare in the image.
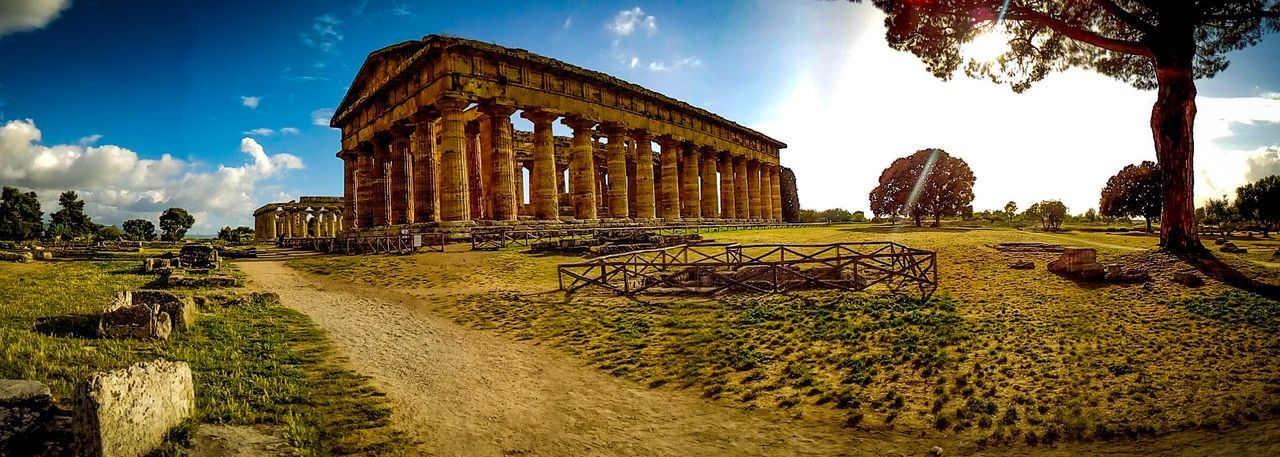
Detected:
[965,29,1010,62]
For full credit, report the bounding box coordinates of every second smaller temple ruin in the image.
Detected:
[252,197,345,241]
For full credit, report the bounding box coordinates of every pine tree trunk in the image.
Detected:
[1152,58,1203,254]
[1145,217,1152,233]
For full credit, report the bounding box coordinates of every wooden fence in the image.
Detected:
[557,241,937,300]
[281,232,446,255]
[471,222,830,250]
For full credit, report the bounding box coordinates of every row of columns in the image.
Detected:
[254,207,344,240]
[340,95,784,230]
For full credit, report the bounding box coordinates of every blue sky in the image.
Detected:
[1,0,1277,232]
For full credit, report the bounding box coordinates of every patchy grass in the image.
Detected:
[287,225,1280,445]
[0,259,400,455]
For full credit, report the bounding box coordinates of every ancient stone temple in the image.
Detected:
[331,35,788,232]
[251,197,345,241]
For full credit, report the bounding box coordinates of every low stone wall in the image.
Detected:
[1,380,53,451]
[74,360,195,457]
[0,251,34,263]
[99,292,172,341]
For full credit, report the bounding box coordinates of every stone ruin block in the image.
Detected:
[1220,242,1248,254]
[1009,260,1035,270]
[140,258,172,273]
[177,245,220,269]
[166,275,237,288]
[0,251,34,263]
[99,292,172,341]
[131,290,196,332]
[1103,264,1151,284]
[74,359,195,457]
[1047,247,1105,280]
[1173,271,1205,288]
[1,379,53,451]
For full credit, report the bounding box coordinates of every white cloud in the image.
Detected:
[300,14,343,53]
[243,128,274,136]
[311,108,335,127]
[241,96,260,109]
[0,119,303,232]
[648,61,667,71]
[0,0,70,37]
[279,127,300,135]
[629,56,639,69]
[76,134,102,146]
[607,7,656,37]
[647,56,701,72]
[562,15,573,30]
[753,7,1280,215]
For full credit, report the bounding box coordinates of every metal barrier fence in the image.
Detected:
[557,241,937,299]
[471,222,830,250]
[280,232,446,255]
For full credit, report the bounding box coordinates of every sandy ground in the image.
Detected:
[238,260,1280,457]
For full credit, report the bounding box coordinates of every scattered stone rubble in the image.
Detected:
[74,359,196,457]
[3,359,194,457]
[99,291,173,341]
[1044,247,1149,283]
[1219,241,1249,254]
[141,245,237,288]
[1009,260,1035,270]
[0,251,34,263]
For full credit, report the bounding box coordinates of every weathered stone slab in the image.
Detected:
[1009,260,1034,270]
[1172,271,1204,288]
[166,275,237,288]
[99,292,172,341]
[74,360,195,457]
[1047,247,1105,280]
[0,379,53,450]
[132,290,197,332]
[0,251,34,263]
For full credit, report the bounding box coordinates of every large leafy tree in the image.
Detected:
[0,187,44,242]
[1036,199,1068,231]
[869,148,976,227]
[159,207,195,241]
[48,191,96,241]
[1201,196,1239,235]
[861,0,1279,253]
[122,219,157,241]
[1235,175,1280,237]
[1100,161,1163,232]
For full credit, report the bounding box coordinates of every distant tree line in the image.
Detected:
[1197,175,1280,237]
[797,208,867,223]
[0,186,199,243]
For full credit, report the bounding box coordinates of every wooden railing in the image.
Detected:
[281,232,446,255]
[557,241,937,300]
[471,222,830,250]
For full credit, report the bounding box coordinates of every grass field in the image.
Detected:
[288,224,1280,447]
[0,258,401,455]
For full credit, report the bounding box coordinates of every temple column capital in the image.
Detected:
[479,99,517,118]
[435,95,470,113]
[519,108,561,125]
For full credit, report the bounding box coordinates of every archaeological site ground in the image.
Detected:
[3,2,1280,456]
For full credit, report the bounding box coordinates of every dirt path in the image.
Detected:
[238,260,1280,457]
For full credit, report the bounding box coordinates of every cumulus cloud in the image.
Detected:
[648,56,701,71]
[607,7,656,37]
[311,108,335,127]
[0,119,303,232]
[279,127,300,135]
[0,0,70,37]
[243,128,274,136]
[1244,146,1280,182]
[241,96,260,109]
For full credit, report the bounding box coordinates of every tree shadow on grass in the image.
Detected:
[34,313,100,339]
[1186,252,1280,301]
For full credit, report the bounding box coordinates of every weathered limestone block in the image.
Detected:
[1214,237,1227,245]
[131,290,196,332]
[1172,271,1205,288]
[1,379,53,451]
[166,275,236,288]
[1047,247,1105,280]
[74,360,195,457]
[32,251,52,261]
[99,292,173,341]
[1103,264,1151,283]
[1009,260,1034,270]
[1220,241,1242,253]
[0,251,34,263]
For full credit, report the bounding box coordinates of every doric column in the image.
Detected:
[389,136,411,225]
[718,153,736,219]
[602,122,629,220]
[734,157,749,220]
[626,140,637,218]
[437,96,471,222]
[410,112,438,223]
[563,115,598,221]
[748,160,762,220]
[771,165,783,221]
[633,131,656,220]
[680,142,700,219]
[700,146,718,220]
[761,164,774,221]
[481,101,518,221]
[369,136,390,227]
[465,120,484,220]
[658,136,681,221]
[282,210,292,238]
[337,150,357,229]
[264,212,276,239]
[521,109,560,221]
[353,143,372,228]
